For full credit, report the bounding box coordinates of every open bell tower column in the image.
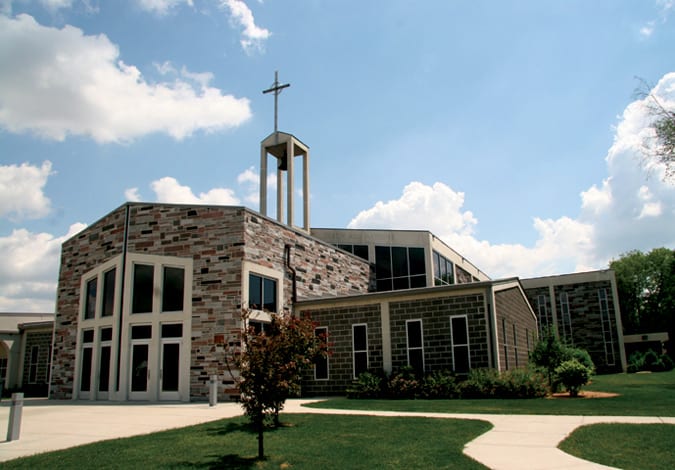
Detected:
[259,71,311,233]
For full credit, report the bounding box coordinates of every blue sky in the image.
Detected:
[1,0,674,312]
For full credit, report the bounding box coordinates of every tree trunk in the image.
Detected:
[256,416,264,459]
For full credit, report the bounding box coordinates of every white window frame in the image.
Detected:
[449,314,470,373]
[352,323,368,379]
[314,326,329,381]
[242,261,284,325]
[405,319,425,373]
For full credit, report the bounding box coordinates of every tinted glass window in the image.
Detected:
[353,245,369,260]
[162,266,185,312]
[132,264,154,313]
[85,278,97,319]
[451,316,468,345]
[249,274,262,310]
[391,247,408,278]
[82,329,94,343]
[161,323,183,338]
[375,246,391,278]
[100,327,113,342]
[263,277,277,312]
[408,247,425,276]
[407,320,422,348]
[353,325,367,351]
[131,324,152,340]
[102,268,116,317]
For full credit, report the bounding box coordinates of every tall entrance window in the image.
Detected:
[450,315,470,374]
[406,319,424,374]
[79,329,95,397]
[598,289,616,366]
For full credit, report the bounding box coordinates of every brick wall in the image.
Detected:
[301,303,382,396]
[52,203,371,400]
[494,287,537,371]
[389,293,490,372]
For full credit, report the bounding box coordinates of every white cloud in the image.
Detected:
[0,160,53,220]
[125,187,142,202]
[150,176,241,205]
[136,0,193,15]
[0,223,86,312]
[640,23,655,37]
[348,73,675,279]
[221,0,270,54]
[0,14,252,143]
[39,0,74,11]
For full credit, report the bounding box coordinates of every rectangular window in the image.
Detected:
[352,324,368,378]
[161,323,183,338]
[536,294,549,334]
[132,264,154,313]
[28,345,39,383]
[433,251,454,285]
[80,346,93,392]
[598,289,616,366]
[102,268,116,317]
[98,345,111,392]
[0,357,7,382]
[248,273,277,312]
[162,266,185,312]
[513,323,519,368]
[131,324,152,340]
[336,244,368,261]
[314,327,329,380]
[450,315,470,374]
[375,246,427,292]
[84,278,97,319]
[502,318,509,370]
[406,319,424,374]
[559,292,573,345]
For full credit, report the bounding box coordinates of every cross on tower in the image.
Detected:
[262,71,290,133]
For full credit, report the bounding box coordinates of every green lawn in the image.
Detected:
[307,370,675,416]
[3,414,491,469]
[559,423,675,470]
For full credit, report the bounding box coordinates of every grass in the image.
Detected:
[559,423,675,470]
[2,414,491,469]
[307,370,675,416]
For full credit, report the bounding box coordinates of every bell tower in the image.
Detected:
[260,72,311,233]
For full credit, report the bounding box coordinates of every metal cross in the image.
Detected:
[262,71,290,132]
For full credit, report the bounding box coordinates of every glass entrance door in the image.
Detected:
[159,340,181,400]
[129,342,150,400]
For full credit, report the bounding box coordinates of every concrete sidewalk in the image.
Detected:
[1,398,674,469]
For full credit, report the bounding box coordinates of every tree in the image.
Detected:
[610,248,675,358]
[529,327,566,389]
[225,311,327,459]
[636,78,675,181]
[555,359,591,398]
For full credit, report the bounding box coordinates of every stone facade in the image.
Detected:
[21,330,52,396]
[298,279,536,395]
[51,203,371,401]
[521,270,626,373]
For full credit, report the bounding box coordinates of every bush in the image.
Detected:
[627,349,674,373]
[420,370,459,399]
[346,371,384,399]
[386,366,421,399]
[563,347,595,375]
[459,368,500,398]
[554,359,591,397]
[495,368,548,399]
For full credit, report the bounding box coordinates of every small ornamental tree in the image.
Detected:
[225,310,327,460]
[529,327,566,388]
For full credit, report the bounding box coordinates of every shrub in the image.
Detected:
[386,366,421,399]
[627,349,674,373]
[563,347,595,375]
[420,370,459,399]
[495,368,548,399]
[459,368,500,399]
[346,371,384,399]
[555,359,591,397]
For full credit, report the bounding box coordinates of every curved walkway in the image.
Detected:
[2,398,674,469]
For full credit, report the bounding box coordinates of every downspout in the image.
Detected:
[115,204,130,393]
[284,244,297,306]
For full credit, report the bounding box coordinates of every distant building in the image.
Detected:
[0,312,54,397]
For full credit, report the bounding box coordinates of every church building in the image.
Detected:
[49,75,625,402]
